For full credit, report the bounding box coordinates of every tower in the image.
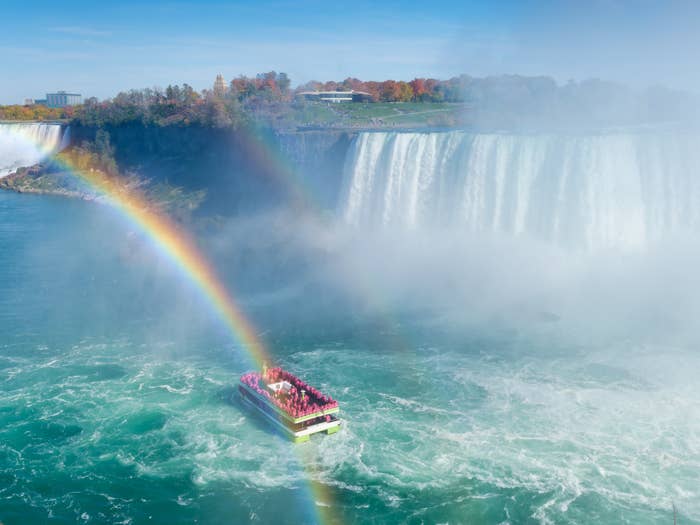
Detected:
[213,74,226,96]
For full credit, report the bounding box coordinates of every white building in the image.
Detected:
[297,90,372,103]
[46,91,82,108]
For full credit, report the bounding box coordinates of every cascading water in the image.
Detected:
[340,131,700,248]
[0,123,68,177]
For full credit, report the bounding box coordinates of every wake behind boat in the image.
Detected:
[239,366,341,443]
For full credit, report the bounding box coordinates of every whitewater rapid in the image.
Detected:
[0,123,68,178]
[341,131,700,249]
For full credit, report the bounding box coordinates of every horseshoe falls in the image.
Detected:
[0,123,68,177]
[1,125,700,525]
[341,131,700,249]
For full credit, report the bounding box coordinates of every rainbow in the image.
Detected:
[67,147,271,367]
[3,123,343,524]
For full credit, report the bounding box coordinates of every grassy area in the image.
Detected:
[343,102,453,117]
[283,103,339,127]
[287,102,466,129]
[346,102,465,127]
[0,101,466,130]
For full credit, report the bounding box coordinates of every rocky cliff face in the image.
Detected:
[277,130,354,209]
[69,124,355,215]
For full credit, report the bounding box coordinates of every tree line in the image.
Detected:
[296,77,467,102]
[226,72,471,102]
[39,72,476,128]
[0,73,532,128]
[0,104,74,121]
[1,72,470,126]
[4,71,692,129]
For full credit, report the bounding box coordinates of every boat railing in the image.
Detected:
[240,369,338,418]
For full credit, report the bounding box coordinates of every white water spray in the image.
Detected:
[0,123,68,178]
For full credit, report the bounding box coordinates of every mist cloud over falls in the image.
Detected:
[198,127,700,343]
[2,124,700,344]
[199,206,700,349]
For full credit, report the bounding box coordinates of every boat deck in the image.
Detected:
[239,368,341,442]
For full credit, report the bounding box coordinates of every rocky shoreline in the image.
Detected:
[0,163,206,222]
[0,164,97,200]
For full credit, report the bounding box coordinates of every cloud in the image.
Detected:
[49,26,113,38]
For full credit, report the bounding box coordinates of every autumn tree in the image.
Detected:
[396,81,414,102]
[409,78,427,100]
[277,72,291,94]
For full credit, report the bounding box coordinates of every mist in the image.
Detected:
[449,0,700,95]
[184,203,700,353]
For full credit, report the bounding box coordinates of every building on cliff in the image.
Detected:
[46,91,82,108]
[297,90,372,103]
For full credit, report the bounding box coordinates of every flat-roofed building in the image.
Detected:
[298,90,372,103]
[46,91,82,108]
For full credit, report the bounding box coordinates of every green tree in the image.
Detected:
[94,129,118,175]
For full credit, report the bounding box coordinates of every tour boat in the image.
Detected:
[239,366,341,443]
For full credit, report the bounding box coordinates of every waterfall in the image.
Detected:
[340,131,700,248]
[0,123,68,178]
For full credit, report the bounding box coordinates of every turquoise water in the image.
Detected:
[1,191,699,524]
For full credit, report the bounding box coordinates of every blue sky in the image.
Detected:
[1,0,699,104]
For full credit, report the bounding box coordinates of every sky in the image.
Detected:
[1,0,699,104]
